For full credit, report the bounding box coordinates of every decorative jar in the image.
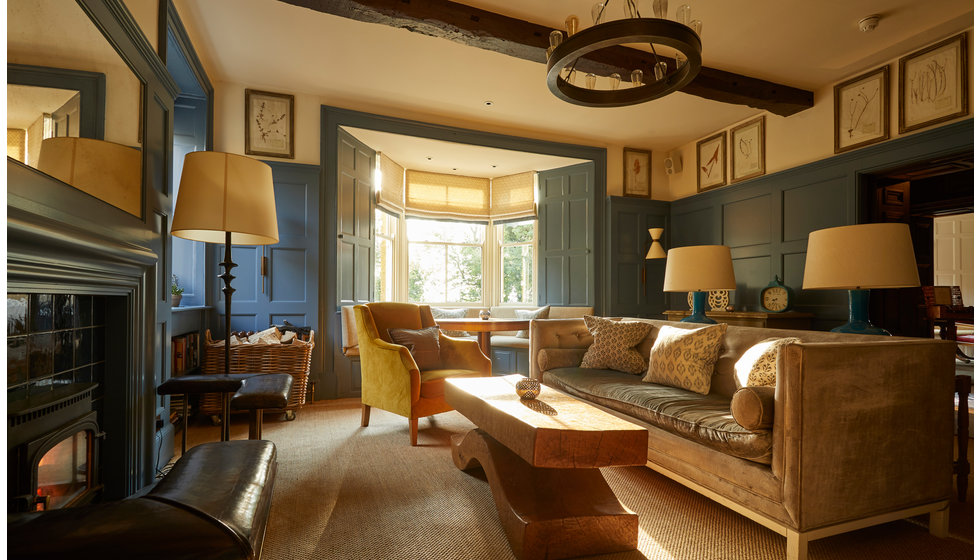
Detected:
[515,377,540,400]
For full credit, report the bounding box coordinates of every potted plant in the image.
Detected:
[171,274,184,307]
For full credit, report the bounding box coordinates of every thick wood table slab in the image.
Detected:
[445,375,648,560]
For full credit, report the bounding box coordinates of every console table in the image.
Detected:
[663,310,814,330]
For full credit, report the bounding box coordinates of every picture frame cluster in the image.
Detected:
[834,32,967,154]
[696,115,766,193]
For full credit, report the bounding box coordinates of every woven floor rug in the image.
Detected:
[182,399,974,560]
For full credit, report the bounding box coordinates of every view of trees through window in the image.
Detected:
[407,219,484,304]
[374,210,397,301]
[499,221,534,303]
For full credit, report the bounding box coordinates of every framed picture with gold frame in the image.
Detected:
[696,132,726,192]
[245,89,294,159]
[730,116,765,182]
[899,33,969,134]
[834,65,889,154]
[623,147,651,198]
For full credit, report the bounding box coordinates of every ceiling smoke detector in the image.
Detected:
[858,15,881,33]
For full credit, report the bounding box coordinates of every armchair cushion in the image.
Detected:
[389,326,442,371]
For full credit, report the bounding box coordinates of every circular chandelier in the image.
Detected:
[546,1,703,108]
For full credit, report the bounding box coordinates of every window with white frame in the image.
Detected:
[406,218,485,304]
[374,209,398,302]
[498,220,535,304]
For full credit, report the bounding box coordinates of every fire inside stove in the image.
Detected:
[34,430,93,511]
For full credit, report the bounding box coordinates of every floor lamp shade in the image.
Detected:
[37,137,142,216]
[171,151,279,245]
[802,223,920,290]
[663,245,736,324]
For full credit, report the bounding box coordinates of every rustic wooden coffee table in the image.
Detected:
[445,374,648,560]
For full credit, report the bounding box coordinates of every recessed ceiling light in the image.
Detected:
[484,100,494,106]
[426,157,432,160]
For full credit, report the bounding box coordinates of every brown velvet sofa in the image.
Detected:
[529,317,956,560]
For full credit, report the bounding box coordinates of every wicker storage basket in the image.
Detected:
[199,329,314,418]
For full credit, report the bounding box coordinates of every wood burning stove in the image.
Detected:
[8,383,103,513]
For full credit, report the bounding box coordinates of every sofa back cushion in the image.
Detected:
[580,316,653,374]
[643,324,727,394]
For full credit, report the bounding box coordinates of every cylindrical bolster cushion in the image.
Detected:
[537,348,588,372]
[731,386,776,431]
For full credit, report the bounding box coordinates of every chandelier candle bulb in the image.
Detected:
[676,4,691,25]
[654,61,667,81]
[610,73,622,89]
[690,19,702,35]
[586,73,597,89]
[592,3,607,25]
[565,15,579,35]
[652,0,668,18]
[631,69,644,87]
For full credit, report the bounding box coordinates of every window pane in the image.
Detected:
[446,245,482,303]
[408,243,446,302]
[501,221,534,243]
[501,245,534,303]
[407,218,484,244]
[375,237,393,301]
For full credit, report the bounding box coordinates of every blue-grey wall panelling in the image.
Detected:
[669,118,973,328]
[336,129,374,307]
[605,197,670,318]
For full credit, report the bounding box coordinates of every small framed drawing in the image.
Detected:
[730,116,765,182]
[696,132,726,192]
[899,33,968,134]
[623,147,651,198]
[245,89,294,159]
[834,65,889,154]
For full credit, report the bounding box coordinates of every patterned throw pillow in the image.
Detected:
[514,306,550,338]
[643,324,727,395]
[733,337,802,387]
[580,316,653,374]
[388,326,441,371]
[430,307,469,337]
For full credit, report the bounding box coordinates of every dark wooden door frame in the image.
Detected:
[319,105,607,398]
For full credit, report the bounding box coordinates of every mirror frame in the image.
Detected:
[8,63,107,141]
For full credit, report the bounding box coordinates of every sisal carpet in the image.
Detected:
[181,399,975,560]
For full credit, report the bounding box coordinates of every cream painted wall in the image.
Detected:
[211,81,651,197]
[122,0,158,53]
[667,28,974,201]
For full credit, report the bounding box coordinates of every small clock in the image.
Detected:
[760,275,794,312]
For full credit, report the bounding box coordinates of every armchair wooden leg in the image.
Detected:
[409,416,419,446]
[361,404,371,427]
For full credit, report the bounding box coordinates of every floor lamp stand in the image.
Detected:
[218,230,238,441]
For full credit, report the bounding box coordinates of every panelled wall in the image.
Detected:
[667,119,973,329]
[605,197,671,318]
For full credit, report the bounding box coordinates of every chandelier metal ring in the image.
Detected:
[546,18,702,107]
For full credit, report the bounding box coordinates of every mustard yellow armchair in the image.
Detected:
[354,302,491,445]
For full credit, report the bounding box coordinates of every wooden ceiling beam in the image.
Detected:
[281,0,813,116]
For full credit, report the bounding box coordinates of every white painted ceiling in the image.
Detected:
[174,0,973,171]
[7,85,78,130]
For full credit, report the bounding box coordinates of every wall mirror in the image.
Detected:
[7,0,144,217]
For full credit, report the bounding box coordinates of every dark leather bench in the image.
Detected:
[8,440,278,559]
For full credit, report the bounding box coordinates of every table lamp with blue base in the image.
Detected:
[803,223,920,336]
[663,245,736,324]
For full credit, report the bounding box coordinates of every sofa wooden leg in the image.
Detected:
[786,531,807,560]
[409,417,419,446]
[929,506,950,538]
[361,404,371,427]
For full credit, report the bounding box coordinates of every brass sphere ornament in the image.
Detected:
[515,377,541,400]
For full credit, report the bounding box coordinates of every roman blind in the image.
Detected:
[377,153,405,213]
[405,170,490,221]
[490,171,535,220]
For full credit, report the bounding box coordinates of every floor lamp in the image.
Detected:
[663,245,736,323]
[171,152,279,437]
[803,223,920,335]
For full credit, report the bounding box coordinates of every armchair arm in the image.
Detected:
[439,334,491,375]
[774,339,955,531]
[354,306,422,416]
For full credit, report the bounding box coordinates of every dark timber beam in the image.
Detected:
[280,0,813,116]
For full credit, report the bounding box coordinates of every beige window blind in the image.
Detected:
[377,153,405,213]
[405,170,490,221]
[490,171,535,220]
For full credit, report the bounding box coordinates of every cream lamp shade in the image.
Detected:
[663,245,736,292]
[171,151,279,245]
[646,228,667,259]
[802,223,920,290]
[36,137,142,217]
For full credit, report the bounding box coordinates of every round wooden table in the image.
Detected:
[434,317,529,358]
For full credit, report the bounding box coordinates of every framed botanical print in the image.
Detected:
[623,147,651,198]
[245,89,294,159]
[834,65,889,153]
[899,33,969,134]
[696,132,726,192]
[730,116,765,182]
